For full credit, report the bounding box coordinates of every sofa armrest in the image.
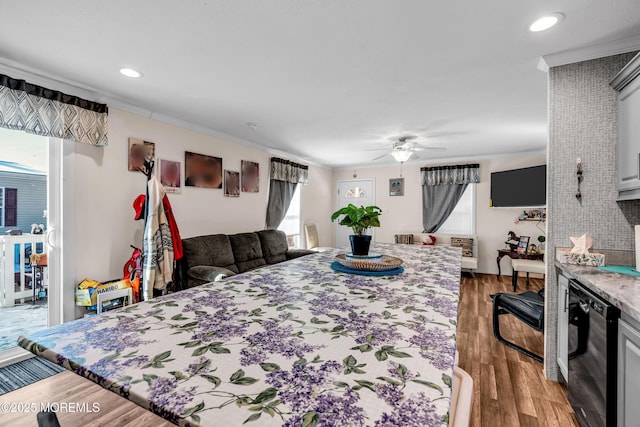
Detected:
[188,265,237,286]
[286,249,315,260]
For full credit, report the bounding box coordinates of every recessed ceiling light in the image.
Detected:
[246,122,259,130]
[529,13,564,32]
[119,68,143,78]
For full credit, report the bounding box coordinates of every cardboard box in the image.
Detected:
[75,278,132,307]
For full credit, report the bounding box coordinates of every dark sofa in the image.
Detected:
[180,229,314,288]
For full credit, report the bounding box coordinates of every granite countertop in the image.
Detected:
[555,260,640,322]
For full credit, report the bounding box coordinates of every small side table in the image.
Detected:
[496,250,544,278]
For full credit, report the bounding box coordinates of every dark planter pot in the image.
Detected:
[349,235,372,255]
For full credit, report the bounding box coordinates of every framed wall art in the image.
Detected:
[389,178,404,196]
[184,151,222,189]
[128,138,155,174]
[241,160,260,192]
[224,170,240,197]
[160,159,181,193]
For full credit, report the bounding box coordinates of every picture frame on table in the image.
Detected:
[517,235,530,255]
[389,178,404,196]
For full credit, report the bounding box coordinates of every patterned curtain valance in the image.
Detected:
[270,157,309,184]
[421,163,480,186]
[0,74,108,146]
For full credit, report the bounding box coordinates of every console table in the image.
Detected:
[496,249,544,277]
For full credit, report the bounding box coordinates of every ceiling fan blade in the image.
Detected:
[372,153,390,161]
[415,145,447,151]
[411,153,421,160]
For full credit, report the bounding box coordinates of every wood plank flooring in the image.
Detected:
[0,370,173,426]
[457,273,579,427]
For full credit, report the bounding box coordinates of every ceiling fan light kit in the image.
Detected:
[391,150,413,162]
[373,134,446,163]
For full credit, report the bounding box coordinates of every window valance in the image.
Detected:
[270,157,309,184]
[421,163,480,186]
[0,74,108,146]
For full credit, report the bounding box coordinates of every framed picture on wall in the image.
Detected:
[160,159,181,194]
[517,235,530,255]
[128,138,155,174]
[389,178,404,196]
[224,170,240,197]
[184,151,222,188]
[241,160,260,192]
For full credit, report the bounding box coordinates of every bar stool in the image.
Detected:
[511,259,545,291]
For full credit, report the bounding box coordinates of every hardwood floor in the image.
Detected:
[0,371,173,426]
[457,273,579,427]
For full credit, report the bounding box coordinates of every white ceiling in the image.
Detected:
[1,1,640,167]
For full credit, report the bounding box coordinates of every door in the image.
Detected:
[0,130,62,365]
[335,179,375,249]
[46,138,62,328]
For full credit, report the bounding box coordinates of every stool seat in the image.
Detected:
[511,259,545,291]
[512,259,545,274]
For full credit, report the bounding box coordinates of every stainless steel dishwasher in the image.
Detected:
[568,279,620,427]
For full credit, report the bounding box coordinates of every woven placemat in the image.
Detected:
[330,261,404,276]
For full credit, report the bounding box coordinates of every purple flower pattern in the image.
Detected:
[18,243,460,426]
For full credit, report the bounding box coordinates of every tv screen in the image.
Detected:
[490,165,546,207]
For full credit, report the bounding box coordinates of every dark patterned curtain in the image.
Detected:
[421,164,479,233]
[0,74,108,146]
[266,158,309,229]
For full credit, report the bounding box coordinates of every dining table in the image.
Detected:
[19,243,462,427]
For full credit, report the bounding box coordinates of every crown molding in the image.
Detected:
[0,57,329,169]
[538,35,640,72]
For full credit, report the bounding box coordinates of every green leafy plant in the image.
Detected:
[331,204,382,236]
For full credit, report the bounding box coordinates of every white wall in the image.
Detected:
[64,108,334,321]
[333,152,547,275]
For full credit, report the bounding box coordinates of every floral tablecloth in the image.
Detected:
[19,243,461,427]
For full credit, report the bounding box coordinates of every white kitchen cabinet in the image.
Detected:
[618,316,640,427]
[557,273,570,382]
[611,52,640,201]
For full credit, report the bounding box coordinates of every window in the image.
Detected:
[278,186,302,248]
[0,187,18,227]
[345,187,366,198]
[437,184,475,235]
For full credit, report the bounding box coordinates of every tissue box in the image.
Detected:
[556,249,605,267]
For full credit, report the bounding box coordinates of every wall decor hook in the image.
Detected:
[576,157,583,201]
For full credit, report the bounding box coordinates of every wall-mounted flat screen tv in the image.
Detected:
[490,165,546,207]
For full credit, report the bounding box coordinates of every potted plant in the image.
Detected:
[331,204,382,255]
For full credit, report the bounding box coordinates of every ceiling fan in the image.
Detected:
[369,135,446,162]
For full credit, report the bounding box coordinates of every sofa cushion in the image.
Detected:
[257,230,289,264]
[229,233,267,273]
[182,234,238,274]
[188,265,237,283]
[286,249,315,260]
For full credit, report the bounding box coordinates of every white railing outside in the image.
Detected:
[0,234,46,307]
